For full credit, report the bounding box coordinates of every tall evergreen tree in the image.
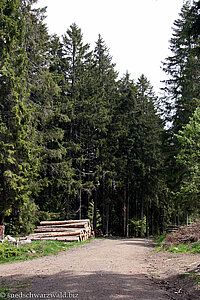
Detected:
[91,35,118,233]
[110,74,166,236]
[0,0,39,231]
[134,75,166,235]
[61,23,94,218]
[163,0,200,132]
[162,0,200,225]
[175,105,200,220]
[23,8,75,219]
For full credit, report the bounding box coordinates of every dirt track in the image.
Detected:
[0,238,169,300]
[0,238,199,299]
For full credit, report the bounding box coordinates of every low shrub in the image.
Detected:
[0,241,21,259]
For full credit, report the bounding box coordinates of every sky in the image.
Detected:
[35,0,184,95]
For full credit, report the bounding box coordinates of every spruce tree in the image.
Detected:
[24,8,75,218]
[61,23,94,219]
[175,105,200,219]
[135,75,166,235]
[162,0,200,225]
[92,35,118,233]
[0,0,39,232]
[163,0,200,132]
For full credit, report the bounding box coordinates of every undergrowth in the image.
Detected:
[155,221,200,253]
[155,236,200,253]
[0,239,91,264]
[169,242,200,253]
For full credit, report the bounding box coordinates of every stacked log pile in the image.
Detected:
[27,219,92,242]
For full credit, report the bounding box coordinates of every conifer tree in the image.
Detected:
[0,0,39,231]
[134,75,166,235]
[175,105,200,219]
[91,35,118,233]
[162,0,200,225]
[61,23,94,218]
[23,8,75,218]
[163,0,200,132]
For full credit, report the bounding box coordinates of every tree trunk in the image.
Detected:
[160,207,164,234]
[106,204,109,235]
[151,209,154,236]
[126,182,130,238]
[146,207,149,237]
[123,186,127,237]
[79,188,82,220]
[177,209,180,226]
[93,189,97,231]
[102,175,106,234]
[0,214,5,225]
[140,197,144,237]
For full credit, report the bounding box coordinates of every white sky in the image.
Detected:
[35,0,184,95]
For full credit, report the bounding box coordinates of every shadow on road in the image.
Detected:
[152,266,200,300]
[111,238,156,248]
[1,270,168,300]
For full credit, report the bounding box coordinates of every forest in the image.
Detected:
[0,0,199,237]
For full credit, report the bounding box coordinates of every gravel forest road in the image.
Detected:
[0,238,170,300]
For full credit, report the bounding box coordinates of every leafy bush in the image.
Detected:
[0,241,21,259]
[5,199,39,236]
[5,209,62,236]
[129,217,146,237]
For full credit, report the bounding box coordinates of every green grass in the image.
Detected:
[154,235,166,252]
[169,242,200,254]
[0,286,10,300]
[155,235,166,246]
[154,235,200,254]
[0,239,91,264]
[0,239,91,299]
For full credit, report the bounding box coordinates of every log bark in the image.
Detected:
[28,230,83,239]
[40,219,90,226]
[28,219,92,242]
[30,236,80,242]
[39,222,88,228]
[34,227,87,233]
[37,224,89,229]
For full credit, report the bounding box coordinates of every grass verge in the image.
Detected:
[0,286,10,300]
[0,239,91,264]
[169,242,200,254]
[155,235,200,254]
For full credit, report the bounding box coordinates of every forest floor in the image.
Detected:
[0,238,200,300]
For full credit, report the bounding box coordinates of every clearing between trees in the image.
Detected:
[0,238,200,300]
